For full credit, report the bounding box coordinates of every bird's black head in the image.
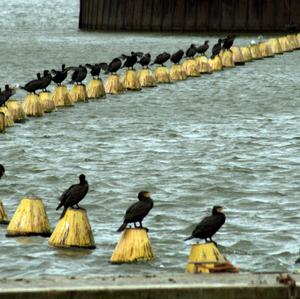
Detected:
[44,70,50,76]
[138,191,151,201]
[205,40,209,44]
[62,64,65,69]
[37,73,41,79]
[212,206,223,215]
[0,164,5,179]
[191,43,196,48]
[79,174,86,183]
[218,38,223,43]
[5,85,9,91]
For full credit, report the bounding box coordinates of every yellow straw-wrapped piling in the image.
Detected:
[186,243,239,274]
[249,44,263,59]
[6,100,26,122]
[6,197,51,237]
[104,75,125,94]
[138,69,157,87]
[182,59,200,77]
[0,107,14,127]
[220,51,235,68]
[170,64,187,81]
[0,112,4,133]
[69,84,88,103]
[231,47,245,65]
[195,56,213,74]
[155,66,172,83]
[278,37,292,52]
[121,70,141,91]
[297,33,300,49]
[87,79,106,99]
[286,34,298,50]
[52,85,74,107]
[48,208,95,249]
[208,55,223,71]
[268,38,283,54]
[0,200,9,224]
[39,91,56,113]
[111,228,155,263]
[259,42,275,57]
[23,94,44,117]
[240,47,253,62]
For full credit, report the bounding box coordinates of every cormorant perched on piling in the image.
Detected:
[171,50,184,64]
[138,53,151,68]
[222,35,236,51]
[0,164,5,179]
[150,52,171,66]
[69,65,88,85]
[184,206,226,243]
[0,85,16,106]
[117,191,154,232]
[51,64,69,86]
[20,74,43,94]
[211,39,223,58]
[105,57,123,74]
[121,52,143,69]
[185,44,198,58]
[56,174,89,219]
[39,70,52,92]
[85,63,108,79]
[196,40,209,56]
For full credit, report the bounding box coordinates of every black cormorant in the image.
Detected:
[51,64,69,86]
[222,35,236,51]
[211,39,223,59]
[56,174,89,219]
[0,85,16,107]
[85,63,108,79]
[150,52,171,66]
[39,70,52,92]
[105,57,123,74]
[185,44,197,58]
[171,50,184,64]
[184,206,226,242]
[20,74,43,94]
[0,164,5,179]
[117,191,154,232]
[138,53,151,68]
[121,52,143,69]
[70,65,87,85]
[196,40,209,56]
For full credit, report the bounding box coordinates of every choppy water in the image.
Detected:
[0,0,300,278]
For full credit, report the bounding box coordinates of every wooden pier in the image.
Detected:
[79,0,300,32]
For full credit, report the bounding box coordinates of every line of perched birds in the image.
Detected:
[0,35,236,108]
[0,166,225,244]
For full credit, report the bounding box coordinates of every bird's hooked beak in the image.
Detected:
[217,207,224,213]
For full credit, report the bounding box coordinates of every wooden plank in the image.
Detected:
[124,0,135,30]
[89,0,99,30]
[132,0,144,30]
[233,0,248,30]
[274,0,289,30]
[261,0,275,31]
[95,0,105,30]
[290,0,300,29]
[195,0,209,31]
[115,0,126,30]
[107,0,119,31]
[161,0,174,31]
[185,0,197,31]
[102,0,112,30]
[247,0,261,30]
[141,0,154,30]
[208,0,222,31]
[151,0,163,31]
[220,0,234,31]
[172,0,186,31]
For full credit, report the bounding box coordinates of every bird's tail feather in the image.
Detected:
[59,207,68,219]
[117,223,127,232]
[184,236,193,241]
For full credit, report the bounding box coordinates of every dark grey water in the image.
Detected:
[0,0,300,277]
